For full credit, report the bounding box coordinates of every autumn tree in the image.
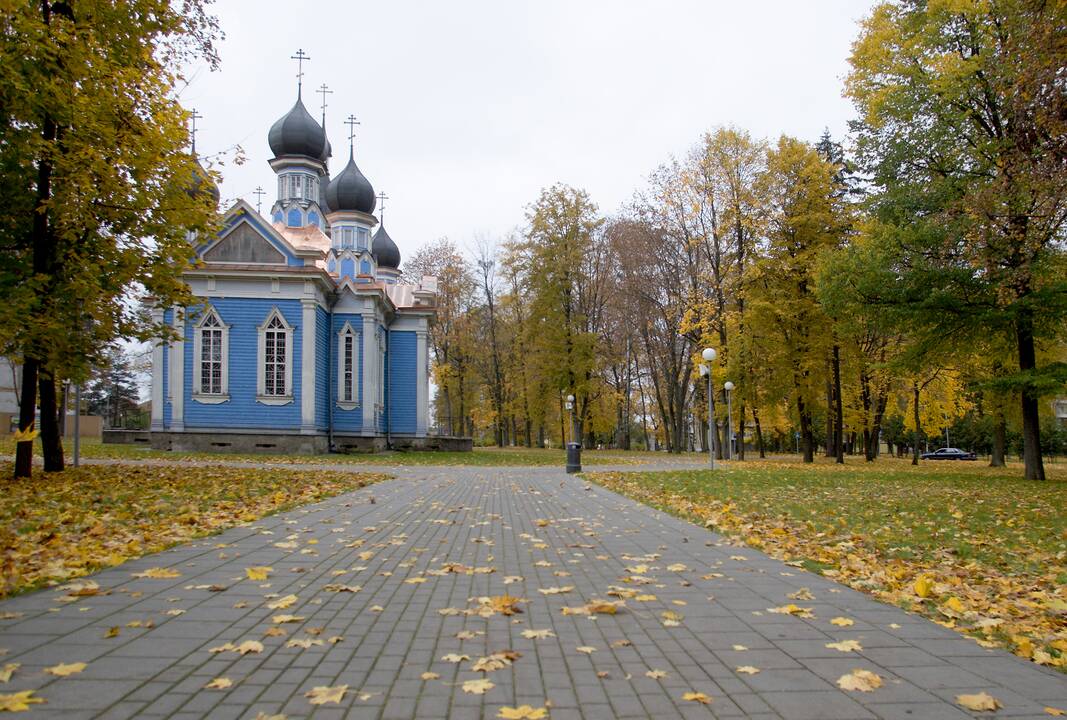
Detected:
[0,1,221,477]
[748,137,844,462]
[847,0,1067,480]
[405,239,477,436]
[505,185,605,447]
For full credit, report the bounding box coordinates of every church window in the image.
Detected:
[257,309,294,405]
[357,227,368,249]
[337,323,358,408]
[192,307,229,403]
[287,208,301,227]
[304,175,315,200]
[290,175,302,200]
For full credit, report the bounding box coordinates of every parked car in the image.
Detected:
[920,447,977,461]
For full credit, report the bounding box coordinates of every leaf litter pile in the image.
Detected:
[0,462,386,595]
[588,458,1067,671]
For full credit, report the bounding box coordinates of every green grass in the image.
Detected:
[0,437,673,467]
[589,457,1066,576]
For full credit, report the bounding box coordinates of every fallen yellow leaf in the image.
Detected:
[305,684,347,705]
[497,705,548,719]
[245,566,272,581]
[957,692,1002,712]
[45,662,86,677]
[0,690,44,712]
[131,567,181,579]
[682,691,711,704]
[461,678,494,695]
[837,668,883,692]
[204,677,232,690]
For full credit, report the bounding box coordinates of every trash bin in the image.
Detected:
[566,442,582,474]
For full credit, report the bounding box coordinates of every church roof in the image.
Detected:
[372,223,400,269]
[268,95,327,160]
[325,150,375,214]
[272,221,331,257]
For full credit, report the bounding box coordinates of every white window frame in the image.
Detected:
[336,321,359,410]
[256,307,294,405]
[192,306,230,404]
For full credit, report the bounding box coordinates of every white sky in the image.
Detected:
[182,0,879,266]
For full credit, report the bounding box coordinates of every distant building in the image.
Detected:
[147,76,437,454]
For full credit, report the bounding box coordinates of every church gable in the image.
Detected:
[203,221,287,264]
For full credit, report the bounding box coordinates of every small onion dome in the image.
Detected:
[186,156,220,204]
[268,96,327,159]
[325,150,375,214]
[372,223,400,269]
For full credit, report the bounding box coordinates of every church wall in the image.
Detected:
[387,330,417,434]
[331,312,364,433]
[182,297,305,430]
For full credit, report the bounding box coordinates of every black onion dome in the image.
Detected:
[187,156,220,204]
[325,151,375,213]
[268,97,327,159]
[320,136,332,162]
[372,224,400,269]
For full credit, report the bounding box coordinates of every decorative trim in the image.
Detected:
[255,395,294,406]
[191,305,230,401]
[337,320,360,410]
[256,307,294,403]
[300,299,316,428]
[192,393,230,405]
[170,310,185,431]
[150,308,165,430]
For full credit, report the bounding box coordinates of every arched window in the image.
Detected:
[257,309,294,405]
[192,307,229,402]
[287,208,301,227]
[337,322,359,409]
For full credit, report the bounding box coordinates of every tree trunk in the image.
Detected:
[14,359,40,478]
[824,370,834,456]
[738,403,746,460]
[753,408,765,458]
[1016,316,1045,480]
[990,411,1006,467]
[912,382,921,466]
[798,396,814,463]
[39,369,63,472]
[832,344,844,464]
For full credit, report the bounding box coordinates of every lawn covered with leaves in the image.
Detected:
[0,462,387,597]
[587,458,1067,670]
[0,438,659,467]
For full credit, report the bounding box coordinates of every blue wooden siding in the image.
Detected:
[182,298,304,430]
[315,307,329,430]
[387,330,417,434]
[331,313,363,432]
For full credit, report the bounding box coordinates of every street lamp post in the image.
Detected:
[565,394,581,473]
[701,348,717,470]
[724,381,734,460]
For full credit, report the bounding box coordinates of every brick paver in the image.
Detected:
[1,463,1064,719]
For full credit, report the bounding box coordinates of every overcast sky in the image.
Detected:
[182,0,879,266]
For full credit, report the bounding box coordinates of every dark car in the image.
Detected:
[920,447,977,461]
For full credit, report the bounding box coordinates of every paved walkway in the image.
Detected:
[1,464,1064,719]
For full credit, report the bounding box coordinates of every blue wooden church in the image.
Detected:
[147,80,438,454]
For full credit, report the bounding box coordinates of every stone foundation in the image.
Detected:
[102,430,472,455]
